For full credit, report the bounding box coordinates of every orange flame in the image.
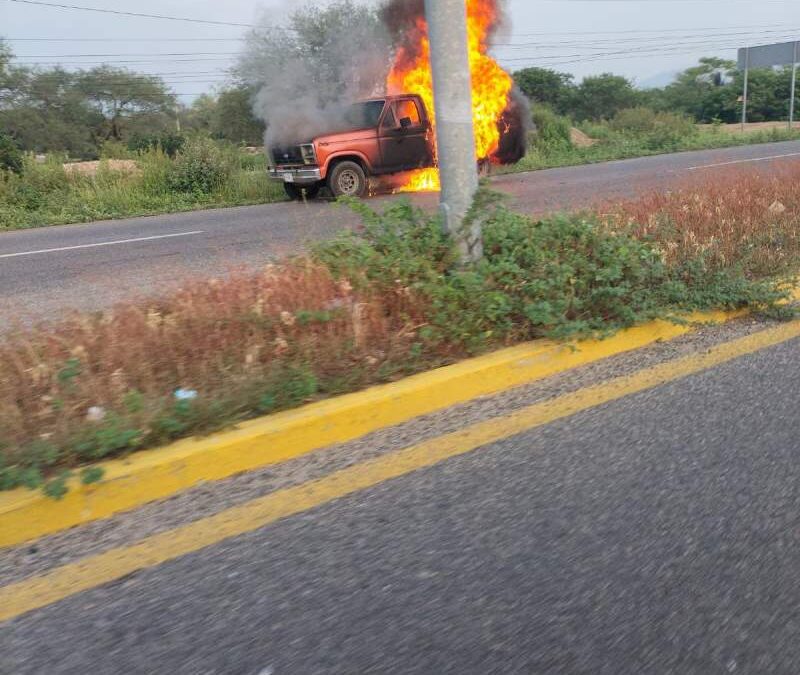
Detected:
[388,0,513,192]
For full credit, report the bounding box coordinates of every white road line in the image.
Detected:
[0,230,204,259]
[687,152,800,171]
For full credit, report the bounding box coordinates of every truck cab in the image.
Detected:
[268,94,435,199]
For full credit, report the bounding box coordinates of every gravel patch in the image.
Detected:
[0,314,784,586]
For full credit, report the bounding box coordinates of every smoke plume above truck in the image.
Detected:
[239,0,529,196]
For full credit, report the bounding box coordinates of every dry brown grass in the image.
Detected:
[0,261,434,470]
[570,127,597,148]
[62,159,141,177]
[603,161,800,277]
[704,122,800,136]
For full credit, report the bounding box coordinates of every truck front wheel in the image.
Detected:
[283,183,321,201]
[328,161,367,198]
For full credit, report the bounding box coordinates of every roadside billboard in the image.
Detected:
[737,41,799,129]
[738,41,798,70]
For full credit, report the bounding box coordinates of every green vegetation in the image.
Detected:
[512,104,800,174]
[0,138,282,230]
[515,59,798,124]
[3,168,798,495]
[0,130,22,174]
[0,36,265,160]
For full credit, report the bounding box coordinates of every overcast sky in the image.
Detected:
[1,0,797,99]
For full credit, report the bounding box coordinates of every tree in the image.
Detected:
[0,67,101,157]
[184,93,217,134]
[212,87,265,145]
[572,73,639,121]
[732,66,794,122]
[0,38,10,74]
[655,58,738,123]
[0,44,194,157]
[513,67,574,114]
[0,130,23,173]
[77,67,175,140]
[649,57,795,123]
[0,38,26,109]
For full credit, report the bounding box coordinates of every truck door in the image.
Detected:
[378,98,432,173]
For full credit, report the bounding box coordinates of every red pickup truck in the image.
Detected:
[268,94,435,199]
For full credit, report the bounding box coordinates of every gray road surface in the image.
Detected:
[3,333,800,674]
[2,140,799,324]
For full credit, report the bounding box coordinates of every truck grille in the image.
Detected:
[271,144,316,165]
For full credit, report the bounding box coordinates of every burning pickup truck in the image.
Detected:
[268,94,435,200]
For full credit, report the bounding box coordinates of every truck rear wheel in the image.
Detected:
[328,161,367,198]
[283,183,321,201]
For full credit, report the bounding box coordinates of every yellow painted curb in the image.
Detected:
[0,304,770,549]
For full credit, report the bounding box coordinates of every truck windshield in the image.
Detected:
[343,100,386,129]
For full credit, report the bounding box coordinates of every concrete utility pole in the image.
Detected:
[741,47,750,132]
[424,0,482,263]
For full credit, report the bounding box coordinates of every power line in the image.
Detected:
[6,38,246,42]
[19,36,792,68]
[500,39,762,64]
[501,44,753,69]
[17,52,242,58]
[13,28,798,63]
[492,27,800,48]
[493,36,800,60]
[5,21,791,42]
[12,27,799,56]
[16,58,237,64]
[10,70,232,77]
[2,0,255,27]
[507,22,795,37]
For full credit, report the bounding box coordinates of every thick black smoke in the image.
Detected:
[494,87,532,165]
[380,0,426,62]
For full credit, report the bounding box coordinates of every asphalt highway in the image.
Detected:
[4,329,800,674]
[1,139,799,324]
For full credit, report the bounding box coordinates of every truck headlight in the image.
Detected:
[300,144,316,165]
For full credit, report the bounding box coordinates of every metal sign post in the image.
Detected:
[791,42,798,130]
[741,47,749,131]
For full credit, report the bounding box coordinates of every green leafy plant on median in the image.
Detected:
[318,195,785,348]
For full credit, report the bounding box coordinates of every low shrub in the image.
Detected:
[168,137,234,194]
[609,107,698,150]
[99,140,135,160]
[531,106,573,152]
[318,196,783,346]
[0,141,283,230]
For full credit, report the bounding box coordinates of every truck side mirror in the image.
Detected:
[400,117,413,130]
